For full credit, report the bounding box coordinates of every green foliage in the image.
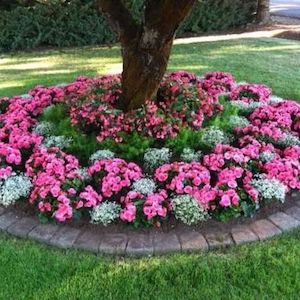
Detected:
[40,104,101,165]
[0,0,257,51]
[40,104,154,164]
[165,128,203,155]
[0,0,115,51]
[100,132,154,162]
[204,96,240,132]
[180,0,257,34]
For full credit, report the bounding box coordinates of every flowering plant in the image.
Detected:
[0,70,299,227]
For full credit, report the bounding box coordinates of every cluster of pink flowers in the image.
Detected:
[201,71,235,96]
[230,83,271,103]
[236,101,300,142]
[263,158,300,189]
[64,71,224,142]
[154,161,216,207]
[120,189,169,223]
[88,158,142,198]
[26,147,82,222]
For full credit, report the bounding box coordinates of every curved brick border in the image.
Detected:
[1,197,300,256]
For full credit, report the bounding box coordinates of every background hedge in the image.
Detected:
[0,0,258,51]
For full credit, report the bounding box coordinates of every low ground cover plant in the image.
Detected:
[1,71,300,227]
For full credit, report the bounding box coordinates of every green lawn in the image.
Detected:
[1,38,300,100]
[1,37,300,299]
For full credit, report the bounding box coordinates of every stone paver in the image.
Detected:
[178,230,208,252]
[205,232,233,249]
[2,191,300,255]
[268,212,300,231]
[7,217,39,238]
[231,226,258,245]
[250,219,282,240]
[0,207,6,216]
[127,234,153,256]
[49,226,81,249]
[73,231,102,253]
[99,233,127,255]
[0,211,19,230]
[28,223,60,244]
[285,206,300,221]
[153,233,181,254]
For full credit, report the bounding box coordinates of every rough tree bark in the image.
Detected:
[97,0,195,111]
[256,0,271,24]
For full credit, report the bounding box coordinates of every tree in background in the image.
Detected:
[97,0,195,111]
[256,0,270,24]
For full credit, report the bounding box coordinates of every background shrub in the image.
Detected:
[0,0,257,51]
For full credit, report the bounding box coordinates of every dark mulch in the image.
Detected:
[5,192,298,236]
[275,30,300,41]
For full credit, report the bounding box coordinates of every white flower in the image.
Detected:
[20,94,33,100]
[0,173,32,207]
[269,95,283,104]
[90,201,121,226]
[180,148,202,162]
[56,83,68,88]
[230,101,264,114]
[33,121,55,137]
[172,195,209,225]
[228,115,249,130]
[200,127,230,148]
[144,147,171,171]
[132,178,156,195]
[43,136,72,150]
[259,151,276,162]
[251,175,286,203]
[277,134,300,147]
[77,168,91,182]
[89,150,115,163]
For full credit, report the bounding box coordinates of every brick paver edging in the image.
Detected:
[1,198,300,256]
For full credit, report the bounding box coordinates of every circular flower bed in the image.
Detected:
[1,71,300,228]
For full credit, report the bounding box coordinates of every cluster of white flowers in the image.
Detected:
[20,94,33,100]
[200,127,230,148]
[43,135,72,150]
[259,151,276,162]
[89,149,115,163]
[228,115,250,130]
[90,201,121,226]
[56,83,68,88]
[33,121,55,137]
[132,178,156,195]
[172,195,209,225]
[251,175,286,203]
[144,147,171,171]
[0,173,32,207]
[277,134,300,147]
[268,95,283,104]
[180,148,202,162]
[78,167,91,181]
[230,101,264,114]
[43,104,56,115]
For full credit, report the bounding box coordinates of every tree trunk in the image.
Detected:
[256,0,270,24]
[120,37,173,111]
[97,0,195,111]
